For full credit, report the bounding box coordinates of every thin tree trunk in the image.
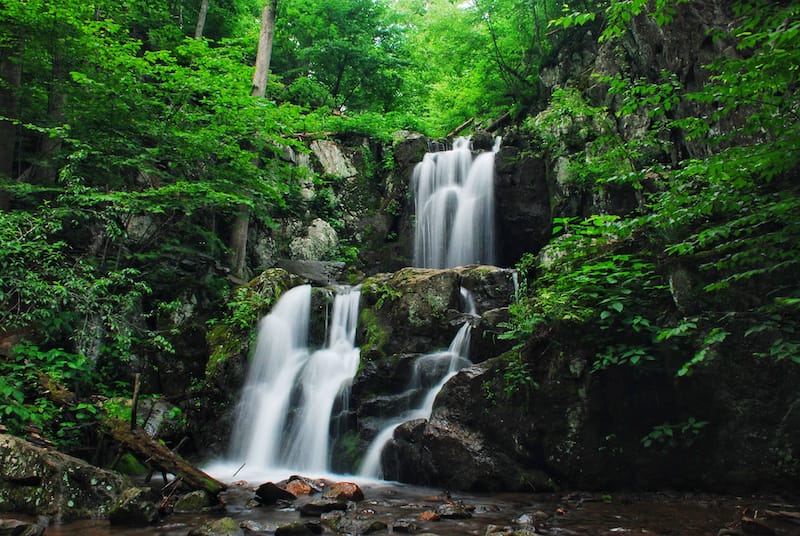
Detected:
[194,0,210,39]
[228,0,278,278]
[251,0,278,98]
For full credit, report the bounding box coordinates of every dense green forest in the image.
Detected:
[0,0,798,476]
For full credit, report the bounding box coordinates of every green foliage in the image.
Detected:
[504,0,800,381]
[0,343,99,446]
[641,418,708,449]
[501,352,538,401]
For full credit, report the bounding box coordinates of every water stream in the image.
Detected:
[221,285,361,479]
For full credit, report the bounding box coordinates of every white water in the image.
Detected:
[358,320,473,478]
[224,285,361,478]
[412,136,500,269]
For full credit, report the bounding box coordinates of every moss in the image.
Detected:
[205,323,246,379]
[113,453,148,476]
[359,308,387,357]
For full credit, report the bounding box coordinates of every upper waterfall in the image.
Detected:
[412,136,500,269]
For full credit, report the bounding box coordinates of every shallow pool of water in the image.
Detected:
[32,479,800,536]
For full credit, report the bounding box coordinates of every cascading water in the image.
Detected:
[358,137,500,478]
[216,136,500,483]
[225,285,361,478]
[359,313,473,478]
[412,136,501,269]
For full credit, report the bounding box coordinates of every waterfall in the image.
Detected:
[412,136,500,269]
[227,285,361,477]
[358,317,472,478]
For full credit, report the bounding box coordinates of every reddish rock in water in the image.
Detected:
[322,481,364,502]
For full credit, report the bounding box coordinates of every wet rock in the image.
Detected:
[322,482,364,502]
[255,482,296,505]
[0,518,46,536]
[240,520,278,533]
[335,517,388,534]
[0,433,130,522]
[284,476,321,496]
[320,510,345,530]
[436,501,473,519]
[417,510,441,522]
[392,518,422,533]
[187,517,242,536]
[173,490,212,513]
[274,520,322,535]
[299,499,348,517]
[108,487,159,526]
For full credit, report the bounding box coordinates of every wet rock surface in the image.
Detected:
[30,480,800,536]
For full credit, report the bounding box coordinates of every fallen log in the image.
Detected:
[101,417,226,496]
[447,117,474,138]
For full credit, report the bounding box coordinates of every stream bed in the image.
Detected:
[37,479,800,536]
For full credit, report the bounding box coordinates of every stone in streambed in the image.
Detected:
[108,487,159,526]
[188,517,242,536]
[321,481,364,502]
[254,482,296,505]
[284,475,322,496]
[435,501,472,519]
[274,520,322,535]
[299,499,348,516]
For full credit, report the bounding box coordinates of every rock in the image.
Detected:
[310,139,357,179]
[493,147,551,266]
[321,482,364,502]
[0,433,130,522]
[334,518,388,534]
[173,490,212,513]
[0,518,46,536]
[392,518,422,533]
[319,510,346,530]
[188,517,243,536]
[108,487,159,526]
[284,476,320,496]
[289,218,339,261]
[417,510,440,522]
[254,482,296,505]
[275,521,322,535]
[299,499,348,517]
[436,501,472,519]
[275,259,346,285]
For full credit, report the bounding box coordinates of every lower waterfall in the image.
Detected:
[224,284,361,478]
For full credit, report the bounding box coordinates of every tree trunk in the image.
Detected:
[102,417,226,496]
[227,205,250,281]
[194,0,210,39]
[228,0,278,278]
[251,0,278,98]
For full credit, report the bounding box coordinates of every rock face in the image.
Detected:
[494,146,551,267]
[0,433,130,521]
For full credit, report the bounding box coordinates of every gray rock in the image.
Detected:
[299,499,348,517]
[0,433,130,522]
[108,487,159,526]
[188,517,243,536]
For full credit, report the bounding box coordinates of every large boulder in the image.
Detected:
[0,434,131,521]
